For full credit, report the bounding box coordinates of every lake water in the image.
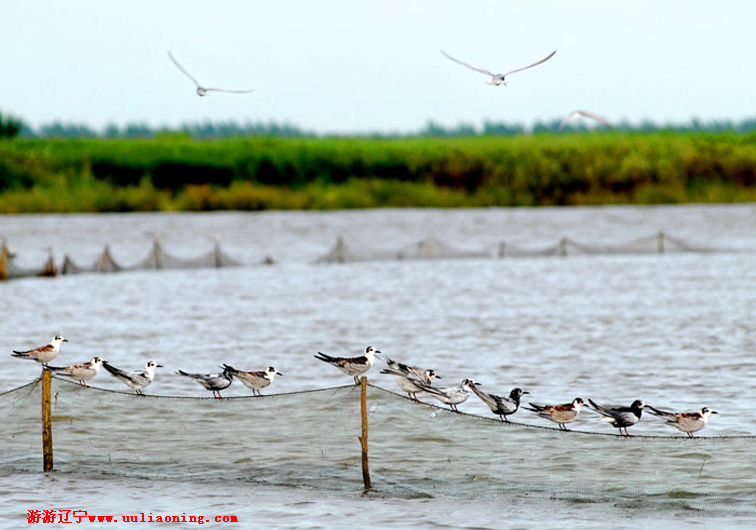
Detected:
[1,205,756,528]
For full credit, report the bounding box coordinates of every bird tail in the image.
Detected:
[645,404,673,417]
[524,402,545,412]
[222,364,240,376]
[313,352,336,363]
[102,362,126,378]
[176,369,197,378]
[11,351,29,358]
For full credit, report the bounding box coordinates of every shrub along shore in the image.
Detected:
[1,132,756,213]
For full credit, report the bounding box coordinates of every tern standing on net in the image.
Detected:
[379,356,441,401]
[646,405,718,438]
[440,49,556,86]
[524,397,586,431]
[223,365,282,396]
[11,335,68,366]
[102,360,162,395]
[176,366,234,399]
[416,378,477,412]
[167,51,255,97]
[468,383,528,422]
[314,346,380,385]
[588,398,645,437]
[48,356,105,387]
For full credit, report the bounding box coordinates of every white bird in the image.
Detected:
[11,335,68,366]
[176,366,234,399]
[102,360,162,395]
[524,397,586,431]
[223,365,282,396]
[416,378,477,412]
[646,405,718,438]
[558,110,613,131]
[440,49,556,86]
[379,357,441,400]
[167,51,255,97]
[468,383,528,422]
[314,346,380,385]
[48,356,105,387]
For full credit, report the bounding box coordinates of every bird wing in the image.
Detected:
[440,50,496,77]
[503,50,556,78]
[203,87,255,94]
[167,51,202,88]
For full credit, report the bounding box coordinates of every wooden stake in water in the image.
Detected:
[42,369,53,472]
[359,376,371,490]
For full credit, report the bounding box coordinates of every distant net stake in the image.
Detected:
[359,376,371,490]
[41,369,53,472]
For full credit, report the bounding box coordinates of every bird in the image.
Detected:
[11,335,68,366]
[558,110,613,131]
[379,357,441,400]
[440,49,556,86]
[313,346,380,385]
[588,399,645,436]
[167,51,255,97]
[223,365,282,396]
[102,360,162,395]
[645,405,718,438]
[468,383,528,422]
[48,356,105,387]
[176,366,234,399]
[415,378,477,412]
[524,397,586,431]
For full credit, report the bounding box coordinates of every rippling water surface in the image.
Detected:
[1,205,755,528]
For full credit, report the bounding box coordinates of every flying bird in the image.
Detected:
[524,397,586,431]
[558,110,613,131]
[223,365,282,396]
[588,399,645,437]
[468,383,528,422]
[48,356,105,387]
[314,346,380,385]
[379,356,441,400]
[102,360,162,395]
[440,49,556,86]
[11,335,68,366]
[645,405,718,438]
[167,51,255,97]
[176,366,234,399]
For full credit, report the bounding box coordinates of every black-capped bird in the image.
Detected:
[588,399,645,437]
[468,383,528,422]
[176,366,234,399]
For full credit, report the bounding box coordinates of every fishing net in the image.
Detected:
[2,377,754,513]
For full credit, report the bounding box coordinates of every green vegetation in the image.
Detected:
[1,132,756,213]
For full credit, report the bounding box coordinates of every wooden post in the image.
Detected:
[359,376,371,490]
[657,231,665,254]
[42,369,53,472]
[0,243,7,281]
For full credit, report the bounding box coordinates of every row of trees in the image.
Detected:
[4,109,756,139]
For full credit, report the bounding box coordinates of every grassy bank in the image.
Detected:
[1,133,756,212]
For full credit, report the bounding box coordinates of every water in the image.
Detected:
[1,205,756,528]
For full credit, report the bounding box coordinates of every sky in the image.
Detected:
[2,1,755,134]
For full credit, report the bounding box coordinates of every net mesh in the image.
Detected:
[2,377,755,513]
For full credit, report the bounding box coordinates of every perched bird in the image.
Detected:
[167,51,255,97]
[314,346,380,385]
[468,383,528,422]
[48,356,105,387]
[416,378,477,412]
[558,110,613,131]
[11,335,68,366]
[524,397,586,431]
[102,360,162,395]
[588,399,645,437]
[379,357,441,400]
[645,405,718,438]
[440,49,556,86]
[176,366,234,399]
[223,364,282,396]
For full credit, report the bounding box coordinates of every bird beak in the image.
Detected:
[277,372,284,376]
[63,339,69,342]
[523,391,530,394]
[712,411,719,414]
[157,364,164,368]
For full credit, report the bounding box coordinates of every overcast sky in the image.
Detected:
[2,1,755,134]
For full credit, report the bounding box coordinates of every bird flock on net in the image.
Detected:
[11,336,718,439]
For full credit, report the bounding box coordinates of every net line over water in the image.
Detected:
[2,377,754,513]
[0,232,738,280]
